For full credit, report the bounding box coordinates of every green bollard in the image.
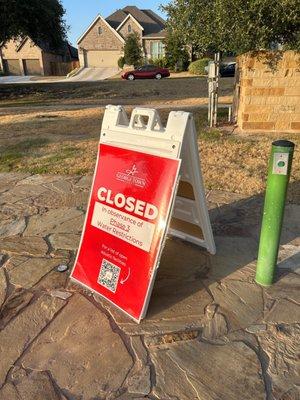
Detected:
[255,139,295,286]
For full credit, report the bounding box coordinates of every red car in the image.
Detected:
[121,65,170,80]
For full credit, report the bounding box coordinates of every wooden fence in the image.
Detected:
[50,60,80,76]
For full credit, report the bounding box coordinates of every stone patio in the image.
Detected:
[0,172,299,400]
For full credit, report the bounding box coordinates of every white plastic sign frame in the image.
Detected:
[100,105,216,255]
[71,105,216,322]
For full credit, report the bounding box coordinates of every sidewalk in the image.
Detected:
[0,173,299,400]
[0,75,65,85]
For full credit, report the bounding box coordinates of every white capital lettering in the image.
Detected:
[144,203,158,220]
[97,187,107,201]
[135,200,146,217]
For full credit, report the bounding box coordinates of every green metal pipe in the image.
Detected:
[255,139,295,286]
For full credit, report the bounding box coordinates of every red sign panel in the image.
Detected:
[71,144,180,321]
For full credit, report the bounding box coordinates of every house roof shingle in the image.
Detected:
[141,9,165,28]
[105,9,128,30]
[106,6,166,37]
[142,30,167,39]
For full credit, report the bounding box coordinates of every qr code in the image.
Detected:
[98,259,120,293]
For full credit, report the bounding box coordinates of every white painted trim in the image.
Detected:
[77,14,125,44]
[116,13,144,32]
[15,37,28,52]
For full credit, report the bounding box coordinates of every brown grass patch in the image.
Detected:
[0,106,299,202]
[0,77,234,107]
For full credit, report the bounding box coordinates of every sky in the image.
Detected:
[62,0,170,46]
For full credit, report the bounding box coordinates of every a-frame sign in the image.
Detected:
[71,105,216,322]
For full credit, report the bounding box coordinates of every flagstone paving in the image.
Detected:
[0,172,299,400]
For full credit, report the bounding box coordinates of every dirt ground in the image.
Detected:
[0,76,299,201]
[0,76,233,107]
[1,103,299,202]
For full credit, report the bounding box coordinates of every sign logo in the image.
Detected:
[116,164,146,188]
[126,164,138,176]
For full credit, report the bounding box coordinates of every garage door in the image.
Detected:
[86,50,121,67]
[3,59,21,75]
[23,59,42,75]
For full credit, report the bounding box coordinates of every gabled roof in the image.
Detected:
[0,37,53,53]
[77,14,125,44]
[0,37,40,52]
[15,37,28,51]
[116,13,144,32]
[0,36,76,58]
[106,9,128,30]
[141,9,165,28]
[106,6,166,37]
[78,6,166,45]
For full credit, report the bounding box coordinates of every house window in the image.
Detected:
[150,41,164,59]
[128,24,132,33]
[98,27,102,35]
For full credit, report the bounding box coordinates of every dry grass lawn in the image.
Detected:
[0,76,233,107]
[1,106,299,202]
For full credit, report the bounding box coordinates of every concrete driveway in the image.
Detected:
[0,75,66,84]
[67,67,119,81]
[0,75,34,84]
[0,67,117,85]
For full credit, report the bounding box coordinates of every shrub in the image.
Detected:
[173,52,190,72]
[124,33,143,67]
[118,56,125,69]
[148,57,168,68]
[188,58,212,75]
[164,32,190,72]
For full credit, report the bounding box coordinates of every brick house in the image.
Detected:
[0,37,78,76]
[77,6,166,68]
[236,51,300,133]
